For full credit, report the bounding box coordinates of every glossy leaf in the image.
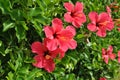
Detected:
[3,20,15,32]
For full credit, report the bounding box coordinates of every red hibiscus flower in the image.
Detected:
[31,40,65,72]
[64,2,86,28]
[87,11,114,37]
[118,50,120,63]
[102,46,116,64]
[44,18,77,52]
[99,77,107,80]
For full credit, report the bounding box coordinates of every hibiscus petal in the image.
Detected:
[118,28,120,32]
[64,2,74,12]
[46,39,58,51]
[108,46,115,60]
[96,28,106,37]
[118,50,120,63]
[59,51,65,59]
[106,22,114,31]
[64,12,73,23]
[58,29,74,40]
[43,38,49,51]
[87,23,97,32]
[98,12,109,23]
[52,18,63,32]
[66,26,76,36]
[74,2,83,12]
[102,48,106,55]
[109,53,116,60]
[59,40,68,52]
[107,45,113,53]
[88,12,98,23]
[118,50,120,57]
[106,6,111,13]
[103,55,109,64]
[72,16,84,27]
[73,12,86,23]
[49,48,60,58]
[118,58,120,63]
[44,26,54,39]
[50,48,65,59]
[106,6,111,17]
[31,42,44,55]
[72,20,82,27]
[78,13,86,23]
[32,55,44,68]
[99,77,107,80]
[44,59,55,73]
[67,39,77,50]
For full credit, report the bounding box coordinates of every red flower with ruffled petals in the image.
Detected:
[102,46,116,64]
[64,2,86,28]
[87,11,114,37]
[118,50,120,63]
[99,77,107,80]
[31,40,65,72]
[44,18,77,52]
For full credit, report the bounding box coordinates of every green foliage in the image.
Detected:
[0,0,120,80]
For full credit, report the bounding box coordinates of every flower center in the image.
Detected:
[45,55,51,59]
[71,12,78,17]
[59,36,69,41]
[78,13,83,17]
[98,21,108,27]
[53,33,57,38]
[96,23,99,27]
[44,51,51,59]
[71,12,82,18]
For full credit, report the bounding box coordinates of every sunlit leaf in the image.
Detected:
[3,20,15,32]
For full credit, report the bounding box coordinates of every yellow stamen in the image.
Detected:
[60,37,66,40]
[45,55,51,59]
[99,21,108,26]
[78,13,82,17]
[59,36,69,41]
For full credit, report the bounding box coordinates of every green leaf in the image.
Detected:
[66,74,75,80]
[15,25,26,42]
[8,61,16,71]
[52,0,60,4]
[17,67,29,75]
[0,42,5,56]
[5,48,12,54]
[31,20,43,37]
[3,20,15,32]
[76,34,84,39]
[36,0,46,11]
[19,21,28,30]
[42,0,51,6]
[28,7,41,17]
[14,53,22,71]
[10,9,24,21]
[26,68,42,80]
[32,15,50,25]
[0,40,2,47]
[6,72,14,80]
[0,0,12,14]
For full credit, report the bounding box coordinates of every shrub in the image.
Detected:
[0,0,120,80]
